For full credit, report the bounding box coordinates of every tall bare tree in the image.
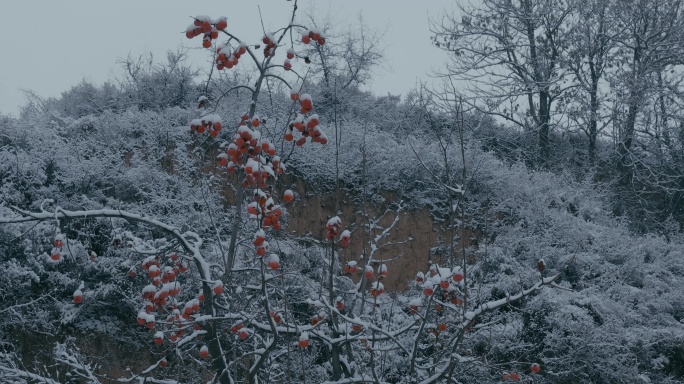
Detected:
[609,0,684,184]
[433,0,576,167]
[564,0,616,164]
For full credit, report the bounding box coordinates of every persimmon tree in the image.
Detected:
[1,3,331,382]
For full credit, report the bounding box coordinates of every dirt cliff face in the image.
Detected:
[286,190,435,291]
[154,147,480,292]
[267,177,478,292]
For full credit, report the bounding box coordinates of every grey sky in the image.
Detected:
[0,0,456,116]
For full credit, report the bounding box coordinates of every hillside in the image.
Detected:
[1,77,683,383]
[2,3,684,382]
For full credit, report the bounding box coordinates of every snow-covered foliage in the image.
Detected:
[1,3,684,384]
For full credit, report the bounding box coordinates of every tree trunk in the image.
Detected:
[538,89,551,166]
[619,43,643,186]
[588,78,599,165]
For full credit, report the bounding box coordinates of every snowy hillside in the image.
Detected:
[2,2,684,383]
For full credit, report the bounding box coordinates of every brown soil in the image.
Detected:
[218,172,481,292]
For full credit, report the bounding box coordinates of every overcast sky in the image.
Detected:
[0,0,457,117]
